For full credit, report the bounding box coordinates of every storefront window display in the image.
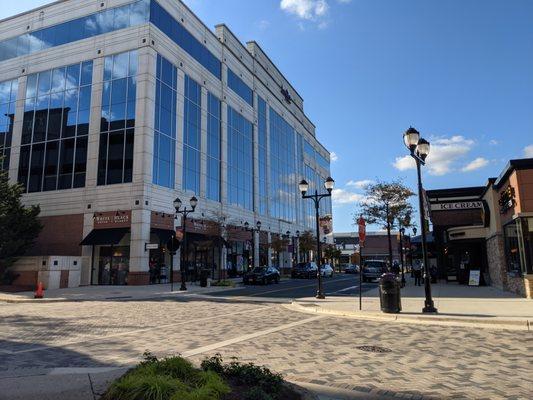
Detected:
[503,220,529,276]
[98,246,130,285]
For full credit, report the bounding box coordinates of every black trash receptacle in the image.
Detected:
[200,269,209,287]
[379,273,401,313]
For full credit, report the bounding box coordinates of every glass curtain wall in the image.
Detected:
[258,97,268,216]
[98,50,137,185]
[206,92,221,201]
[227,106,253,210]
[0,79,18,170]
[18,61,93,192]
[153,54,177,188]
[183,75,201,194]
[227,69,253,106]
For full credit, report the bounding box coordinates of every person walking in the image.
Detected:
[413,260,422,286]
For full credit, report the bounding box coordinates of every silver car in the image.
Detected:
[362,260,387,282]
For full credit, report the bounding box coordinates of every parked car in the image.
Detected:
[320,264,334,277]
[362,260,388,282]
[243,266,280,285]
[344,264,359,274]
[291,262,318,279]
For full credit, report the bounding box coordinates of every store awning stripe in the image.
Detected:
[80,228,129,246]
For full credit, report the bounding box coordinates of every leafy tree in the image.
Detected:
[270,235,289,267]
[355,180,414,266]
[323,244,342,270]
[0,165,42,282]
[298,230,316,262]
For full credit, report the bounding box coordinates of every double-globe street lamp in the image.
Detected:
[244,220,261,271]
[173,196,198,291]
[299,177,335,299]
[398,225,406,287]
[403,127,437,313]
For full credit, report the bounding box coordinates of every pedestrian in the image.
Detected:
[413,261,422,286]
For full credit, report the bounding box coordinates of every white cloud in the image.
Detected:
[332,188,363,205]
[524,145,533,158]
[280,0,329,20]
[330,152,338,162]
[462,157,489,172]
[256,20,270,30]
[346,179,374,189]
[393,135,475,176]
[489,140,499,146]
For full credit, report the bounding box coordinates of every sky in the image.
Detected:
[3,0,533,233]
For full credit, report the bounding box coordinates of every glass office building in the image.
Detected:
[0,0,332,288]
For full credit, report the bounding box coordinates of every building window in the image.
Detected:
[258,97,268,215]
[206,92,221,202]
[183,75,201,194]
[227,106,253,210]
[0,0,149,63]
[524,218,533,275]
[98,50,137,186]
[153,54,177,188]
[0,79,18,171]
[18,61,93,192]
[149,1,221,79]
[269,107,296,222]
[228,69,253,106]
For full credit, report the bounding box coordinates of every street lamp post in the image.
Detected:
[244,221,261,270]
[299,177,335,300]
[295,230,300,264]
[399,226,406,287]
[403,127,437,313]
[173,196,198,291]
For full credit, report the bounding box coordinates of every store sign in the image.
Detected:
[281,87,292,104]
[151,211,174,230]
[431,201,483,211]
[94,211,131,229]
[499,186,516,214]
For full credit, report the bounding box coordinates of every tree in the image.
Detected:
[323,244,342,270]
[270,235,289,268]
[298,230,316,262]
[0,166,42,282]
[355,180,414,266]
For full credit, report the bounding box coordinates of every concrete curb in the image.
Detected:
[286,302,532,331]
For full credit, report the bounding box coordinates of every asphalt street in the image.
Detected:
[207,273,377,299]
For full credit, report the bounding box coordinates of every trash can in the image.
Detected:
[379,273,401,313]
[200,269,209,287]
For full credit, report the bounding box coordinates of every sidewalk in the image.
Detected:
[288,277,533,331]
[0,279,244,303]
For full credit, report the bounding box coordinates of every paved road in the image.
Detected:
[208,274,375,299]
[0,279,531,400]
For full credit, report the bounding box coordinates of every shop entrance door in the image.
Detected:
[98,246,130,285]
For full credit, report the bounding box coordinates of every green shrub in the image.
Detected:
[103,374,187,400]
[211,280,234,287]
[243,387,274,400]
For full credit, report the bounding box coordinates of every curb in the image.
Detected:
[286,302,532,331]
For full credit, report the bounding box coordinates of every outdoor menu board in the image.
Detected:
[468,270,481,286]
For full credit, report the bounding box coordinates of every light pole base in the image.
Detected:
[316,291,325,300]
[423,304,438,313]
[179,284,187,291]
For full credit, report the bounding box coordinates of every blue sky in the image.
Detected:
[3,0,533,233]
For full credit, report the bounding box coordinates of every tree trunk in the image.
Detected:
[386,203,393,268]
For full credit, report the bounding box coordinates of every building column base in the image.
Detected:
[524,275,533,299]
[128,272,150,286]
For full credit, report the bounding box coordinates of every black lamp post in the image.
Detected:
[174,196,198,291]
[403,127,437,313]
[399,226,406,287]
[299,177,335,299]
[295,230,300,264]
[244,220,261,270]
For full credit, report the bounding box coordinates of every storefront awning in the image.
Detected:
[151,228,175,243]
[80,228,129,246]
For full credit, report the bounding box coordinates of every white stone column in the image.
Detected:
[254,230,260,267]
[133,47,157,185]
[80,213,96,286]
[176,69,185,190]
[8,76,26,184]
[267,232,272,267]
[85,56,104,188]
[220,101,228,203]
[200,86,208,198]
[129,209,151,284]
[296,237,301,264]
[253,93,259,214]
[265,102,271,217]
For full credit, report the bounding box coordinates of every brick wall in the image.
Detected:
[27,214,84,257]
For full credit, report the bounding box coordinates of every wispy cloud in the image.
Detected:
[256,20,270,31]
[489,139,499,146]
[330,152,338,162]
[393,135,475,176]
[346,179,374,189]
[462,157,489,172]
[524,145,533,158]
[332,188,364,206]
[280,0,351,28]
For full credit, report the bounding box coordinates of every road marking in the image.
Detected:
[181,315,324,357]
[246,276,356,297]
[0,305,272,355]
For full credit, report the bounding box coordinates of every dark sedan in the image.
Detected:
[344,264,359,274]
[243,266,280,285]
[291,262,318,279]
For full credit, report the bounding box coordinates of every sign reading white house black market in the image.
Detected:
[94,211,131,229]
[430,201,484,211]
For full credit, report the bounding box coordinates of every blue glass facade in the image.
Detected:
[206,93,221,202]
[269,108,296,222]
[0,79,18,170]
[227,69,253,106]
[183,75,201,194]
[98,50,137,185]
[0,0,149,63]
[227,106,253,210]
[258,97,268,216]
[153,54,177,188]
[149,1,221,79]
[18,61,93,192]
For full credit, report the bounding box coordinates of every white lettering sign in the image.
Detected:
[431,201,483,211]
